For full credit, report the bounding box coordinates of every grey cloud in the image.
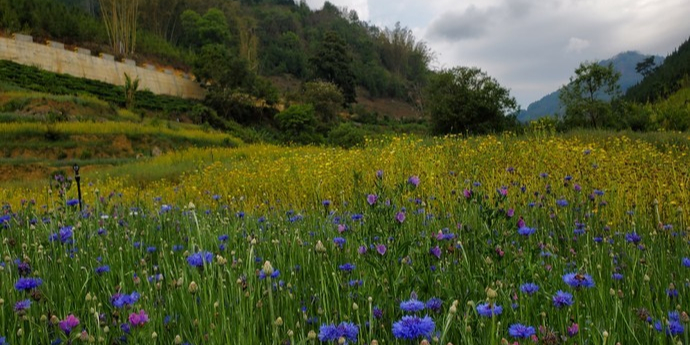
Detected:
[426,5,495,41]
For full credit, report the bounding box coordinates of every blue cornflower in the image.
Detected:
[95,265,110,275]
[50,226,74,244]
[15,277,42,291]
[400,298,426,313]
[520,283,539,295]
[625,232,642,244]
[552,290,574,308]
[172,244,184,252]
[14,299,31,312]
[66,199,79,207]
[682,258,690,267]
[562,273,595,288]
[392,315,435,340]
[408,176,420,187]
[318,322,359,343]
[187,251,213,267]
[333,237,346,248]
[556,199,568,207]
[218,234,229,242]
[373,306,383,319]
[612,273,623,280]
[518,226,536,236]
[111,291,140,308]
[476,303,503,317]
[160,205,172,212]
[426,298,443,313]
[0,336,6,345]
[668,321,684,335]
[259,269,280,280]
[146,246,156,253]
[508,323,536,338]
[338,263,355,272]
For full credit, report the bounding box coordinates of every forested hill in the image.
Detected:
[626,36,690,103]
[0,0,432,104]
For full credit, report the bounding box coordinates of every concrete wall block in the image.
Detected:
[123,59,136,66]
[13,34,33,42]
[76,48,91,56]
[48,41,65,49]
[99,53,115,61]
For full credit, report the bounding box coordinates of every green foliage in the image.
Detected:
[559,62,621,128]
[0,0,106,44]
[180,8,231,49]
[274,104,323,144]
[328,122,365,148]
[425,66,519,135]
[299,81,343,123]
[310,31,357,104]
[123,73,140,110]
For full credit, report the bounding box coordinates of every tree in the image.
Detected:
[425,67,518,135]
[635,56,657,77]
[559,62,621,128]
[310,31,357,104]
[98,0,139,55]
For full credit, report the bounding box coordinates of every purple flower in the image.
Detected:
[373,306,383,319]
[552,290,574,308]
[562,273,595,289]
[395,212,406,223]
[376,244,387,255]
[59,314,80,335]
[408,176,420,187]
[15,277,42,291]
[556,199,569,207]
[463,189,472,199]
[612,273,623,280]
[367,194,377,206]
[128,310,149,327]
[376,170,384,179]
[476,303,503,317]
[187,251,213,267]
[567,323,579,336]
[400,298,426,312]
[318,322,359,343]
[430,246,441,259]
[392,315,435,340]
[506,208,514,217]
[508,323,535,338]
[358,245,367,255]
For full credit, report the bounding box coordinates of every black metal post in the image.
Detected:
[73,164,82,213]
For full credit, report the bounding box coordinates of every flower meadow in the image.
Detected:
[0,133,689,344]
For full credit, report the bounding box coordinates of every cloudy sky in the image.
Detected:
[304,0,690,107]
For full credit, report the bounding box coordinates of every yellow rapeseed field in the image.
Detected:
[2,133,688,225]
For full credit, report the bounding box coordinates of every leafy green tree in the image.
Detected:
[425,67,518,135]
[275,104,323,144]
[180,8,230,50]
[310,31,357,104]
[300,81,343,123]
[559,62,621,128]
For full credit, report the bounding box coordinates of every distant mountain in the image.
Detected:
[518,51,664,122]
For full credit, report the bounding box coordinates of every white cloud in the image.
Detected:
[565,37,591,53]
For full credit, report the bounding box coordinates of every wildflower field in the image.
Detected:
[0,132,689,345]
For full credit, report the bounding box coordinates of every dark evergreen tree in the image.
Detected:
[310,31,357,104]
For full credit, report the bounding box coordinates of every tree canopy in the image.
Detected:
[559,62,621,128]
[425,67,518,135]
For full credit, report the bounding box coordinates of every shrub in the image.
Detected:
[328,122,365,148]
